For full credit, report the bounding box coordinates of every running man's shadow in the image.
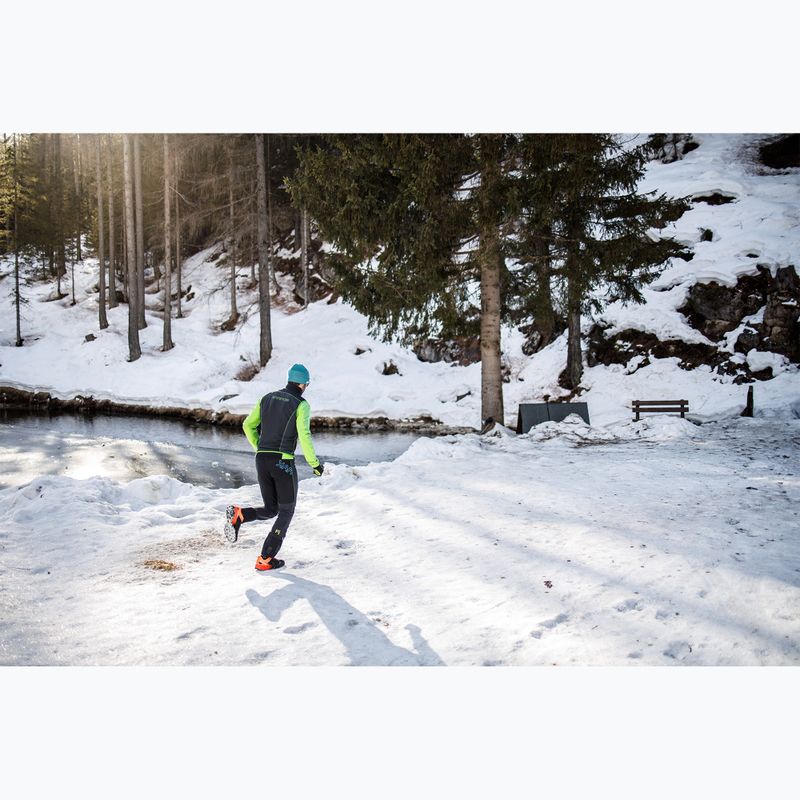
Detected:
[246,573,445,666]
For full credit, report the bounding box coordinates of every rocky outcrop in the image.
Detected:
[679,272,767,340]
[587,327,718,371]
[679,265,799,361]
[759,134,800,170]
[413,336,481,366]
[586,265,799,385]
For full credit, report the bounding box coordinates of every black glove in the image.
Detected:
[313,462,325,477]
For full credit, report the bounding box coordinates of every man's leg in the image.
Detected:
[242,453,279,522]
[260,459,298,560]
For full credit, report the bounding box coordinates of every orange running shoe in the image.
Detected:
[224,505,244,543]
[255,555,285,571]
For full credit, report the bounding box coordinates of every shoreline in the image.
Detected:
[0,385,476,435]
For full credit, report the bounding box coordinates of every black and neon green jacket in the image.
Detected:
[242,383,319,467]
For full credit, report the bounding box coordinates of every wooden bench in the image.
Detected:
[632,399,689,421]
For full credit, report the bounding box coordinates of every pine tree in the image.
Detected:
[290,134,515,425]
[529,135,688,391]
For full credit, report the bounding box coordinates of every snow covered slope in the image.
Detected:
[1,134,798,428]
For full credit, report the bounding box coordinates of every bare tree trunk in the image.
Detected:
[175,155,182,319]
[533,222,556,347]
[250,174,256,285]
[54,133,66,296]
[133,135,146,329]
[228,145,238,321]
[255,134,273,366]
[122,188,128,299]
[301,207,309,308]
[564,273,583,391]
[13,133,22,347]
[162,135,174,351]
[479,237,504,426]
[266,134,277,292]
[123,135,141,362]
[73,134,82,261]
[94,136,108,329]
[106,136,117,308]
[477,136,504,427]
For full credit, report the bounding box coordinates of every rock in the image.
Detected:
[586,325,718,370]
[679,272,767,340]
[413,336,481,366]
[759,134,800,169]
[734,327,764,354]
[692,192,737,205]
[381,360,400,376]
[84,333,96,342]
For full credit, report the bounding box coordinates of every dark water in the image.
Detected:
[0,409,425,490]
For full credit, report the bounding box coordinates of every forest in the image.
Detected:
[0,133,689,423]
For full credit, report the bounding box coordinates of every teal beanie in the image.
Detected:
[288,363,310,384]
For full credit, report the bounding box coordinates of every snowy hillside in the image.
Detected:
[1,133,798,428]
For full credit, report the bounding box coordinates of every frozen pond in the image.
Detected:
[0,409,426,490]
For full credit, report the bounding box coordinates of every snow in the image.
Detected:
[1,134,799,431]
[2,417,798,666]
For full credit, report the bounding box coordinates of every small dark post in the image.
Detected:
[741,385,754,417]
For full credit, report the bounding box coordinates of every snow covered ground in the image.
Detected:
[2,415,797,666]
[1,134,798,429]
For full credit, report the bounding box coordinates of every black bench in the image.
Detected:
[632,399,688,421]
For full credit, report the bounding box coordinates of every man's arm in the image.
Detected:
[242,401,261,451]
[296,400,320,468]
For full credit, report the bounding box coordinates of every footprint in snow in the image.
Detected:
[663,640,693,660]
[283,621,317,635]
[531,613,570,638]
[615,598,644,613]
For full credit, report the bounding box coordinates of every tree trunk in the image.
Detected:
[13,134,22,347]
[266,134,277,292]
[564,273,583,391]
[228,145,238,321]
[122,187,128,299]
[533,222,556,346]
[301,207,309,308]
[250,174,256,285]
[175,155,182,319]
[133,135,146,329]
[94,136,108,329]
[479,237,504,426]
[255,134,273,366]
[106,136,117,308]
[162,135,174,351]
[122,135,141,362]
[477,135,505,427]
[73,134,82,261]
[54,133,66,296]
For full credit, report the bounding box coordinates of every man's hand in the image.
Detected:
[312,462,325,477]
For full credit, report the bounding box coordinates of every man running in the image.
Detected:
[225,363,324,571]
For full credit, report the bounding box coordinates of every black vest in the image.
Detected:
[257,385,303,454]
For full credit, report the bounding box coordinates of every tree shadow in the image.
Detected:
[246,573,445,666]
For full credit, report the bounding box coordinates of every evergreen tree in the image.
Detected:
[290,133,517,425]
[515,134,688,391]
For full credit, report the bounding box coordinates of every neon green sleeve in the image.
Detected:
[242,401,261,451]
[296,400,319,467]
